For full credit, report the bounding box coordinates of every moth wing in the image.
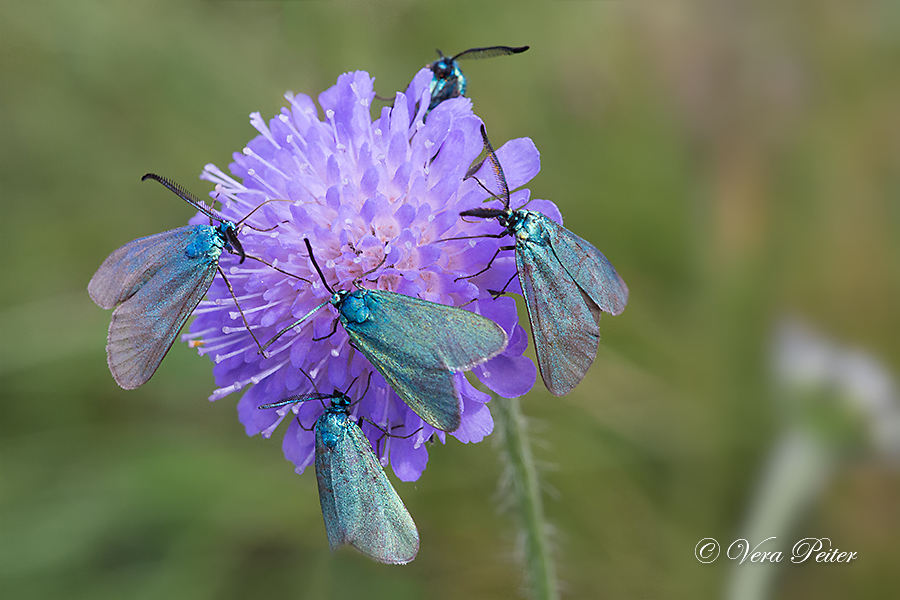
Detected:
[88,226,205,309]
[106,253,217,389]
[344,291,508,431]
[346,327,460,431]
[314,420,345,553]
[544,218,629,316]
[431,74,460,103]
[317,418,419,564]
[516,238,601,396]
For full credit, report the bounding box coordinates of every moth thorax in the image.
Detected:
[185,225,222,259]
[517,212,549,245]
[338,290,371,324]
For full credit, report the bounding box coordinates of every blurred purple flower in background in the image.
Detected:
[183,70,546,481]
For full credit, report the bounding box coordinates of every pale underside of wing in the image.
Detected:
[88,226,207,309]
[106,256,217,389]
[315,419,419,565]
[544,218,629,316]
[517,241,602,397]
[344,291,508,432]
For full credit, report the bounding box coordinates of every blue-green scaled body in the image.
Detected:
[463,206,628,395]
[460,125,627,395]
[88,174,245,389]
[261,391,419,564]
[265,285,508,432]
[317,393,419,564]
[426,45,529,114]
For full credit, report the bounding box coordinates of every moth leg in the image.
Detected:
[357,371,374,401]
[373,93,395,106]
[358,417,424,457]
[244,219,289,233]
[243,253,310,282]
[434,230,508,244]
[455,244,516,282]
[296,415,316,432]
[487,272,518,299]
[342,371,374,402]
[312,318,340,342]
[217,265,266,353]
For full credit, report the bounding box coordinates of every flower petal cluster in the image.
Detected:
[187,70,549,481]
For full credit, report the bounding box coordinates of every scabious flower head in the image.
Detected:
[185,69,547,481]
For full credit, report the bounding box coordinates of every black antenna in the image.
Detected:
[465,158,486,180]
[141,173,222,223]
[478,124,511,209]
[304,238,335,295]
[452,45,529,61]
[256,365,324,410]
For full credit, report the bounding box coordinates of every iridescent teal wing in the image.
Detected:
[315,414,419,564]
[516,234,600,397]
[342,291,508,432]
[515,215,628,396]
[544,217,629,316]
[88,226,205,309]
[88,224,221,389]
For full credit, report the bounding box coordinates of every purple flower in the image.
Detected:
[185,70,546,482]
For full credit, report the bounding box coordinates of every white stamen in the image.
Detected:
[222,326,252,334]
[230,300,277,319]
[181,327,217,341]
[215,342,256,363]
[249,111,281,149]
[251,360,289,385]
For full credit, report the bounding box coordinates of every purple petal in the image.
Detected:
[390,437,429,482]
[186,69,544,484]
[526,198,564,225]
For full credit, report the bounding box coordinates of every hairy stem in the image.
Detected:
[495,396,559,600]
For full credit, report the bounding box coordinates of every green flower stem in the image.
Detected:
[495,396,560,600]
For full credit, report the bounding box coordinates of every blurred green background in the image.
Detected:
[2,1,899,599]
